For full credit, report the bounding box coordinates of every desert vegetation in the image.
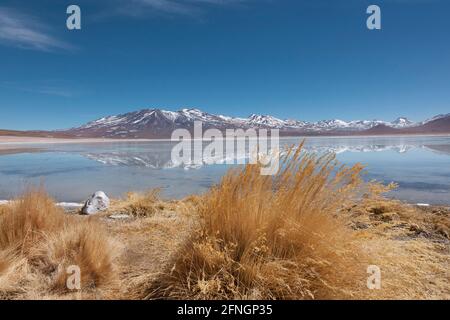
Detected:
[147,145,449,299]
[0,145,448,300]
[148,145,370,299]
[0,189,118,299]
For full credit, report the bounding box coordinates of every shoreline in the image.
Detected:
[0,136,173,149]
[1,132,450,147]
[0,199,83,209]
[0,147,46,156]
[1,197,448,210]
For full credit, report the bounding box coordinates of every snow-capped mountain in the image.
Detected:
[420,113,450,125]
[63,107,450,139]
[392,117,415,128]
[247,114,289,128]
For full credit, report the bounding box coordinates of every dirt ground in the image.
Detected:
[103,207,197,299]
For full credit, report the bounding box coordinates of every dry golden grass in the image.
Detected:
[144,144,450,300]
[108,190,174,218]
[109,202,197,300]
[342,184,450,300]
[147,144,374,299]
[0,189,118,299]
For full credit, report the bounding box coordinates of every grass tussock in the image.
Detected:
[149,144,373,299]
[111,190,170,218]
[0,189,118,299]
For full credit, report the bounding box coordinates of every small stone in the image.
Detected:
[352,221,369,230]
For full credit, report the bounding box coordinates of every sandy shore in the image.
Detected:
[0,136,135,155]
[0,136,170,151]
[0,136,135,145]
[2,133,449,149]
[0,147,48,156]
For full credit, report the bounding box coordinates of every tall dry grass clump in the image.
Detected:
[149,144,371,300]
[0,189,118,299]
[117,190,163,217]
[0,190,65,255]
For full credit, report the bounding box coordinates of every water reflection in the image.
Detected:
[78,140,450,169]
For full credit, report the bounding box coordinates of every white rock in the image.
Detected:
[82,191,110,215]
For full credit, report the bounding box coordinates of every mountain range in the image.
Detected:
[1,108,450,139]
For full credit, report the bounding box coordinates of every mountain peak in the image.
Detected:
[247,114,286,127]
[392,117,414,128]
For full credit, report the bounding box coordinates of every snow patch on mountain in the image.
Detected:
[421,113,450,125]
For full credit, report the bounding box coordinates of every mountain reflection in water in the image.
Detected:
[0,136,449,204]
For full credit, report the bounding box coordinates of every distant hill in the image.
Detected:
[0,129,72,138]
[360,114,450,135]
[358,124,402,135]
[1,109,449,139]
[408,115,450,134]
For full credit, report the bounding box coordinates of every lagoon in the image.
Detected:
[0,136,449,205]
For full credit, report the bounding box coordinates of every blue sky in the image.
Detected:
[0,0,449,130]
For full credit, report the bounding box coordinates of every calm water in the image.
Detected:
[0,136,450,204]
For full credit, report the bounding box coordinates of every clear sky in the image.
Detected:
[0,0,449,130]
